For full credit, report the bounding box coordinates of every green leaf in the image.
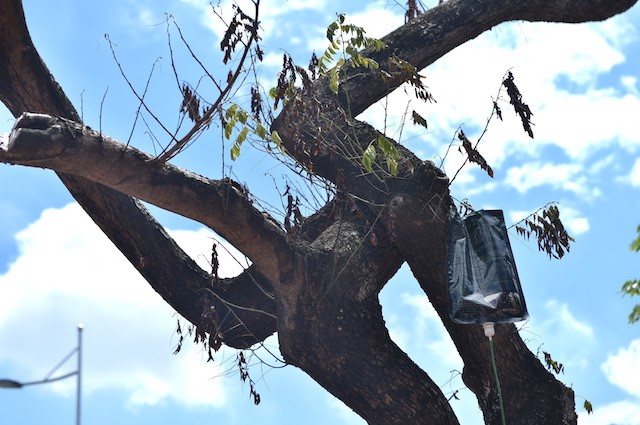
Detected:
[271,130,285,153]
[230,144,241,160]
[225,104,238,120]
[236,126,249,145]
[362,144,376,172]
[387,157,398,176]
[376,134,398,159]
[329,68,340,94]
[327,22,339,41]
[224,120,235,139]
[622,280,640,297]
[254,123,267,140]
[629,305,640,324]
[236,109,249,125]
[583,400,593,414]
[631,224,640,251]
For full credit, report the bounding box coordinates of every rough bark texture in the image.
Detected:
[1,0,637,423]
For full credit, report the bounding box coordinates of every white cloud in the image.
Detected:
[602,339,640,398]
[394,293,461,369]
[504,162,600,199]
[0,203,246,409]
[621,76,638,95]
[543,299,594,339]
[627,158,640,187]
[522,300,594,370]
[558,206,590,236]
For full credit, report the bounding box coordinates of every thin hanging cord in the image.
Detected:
[489,338,507,425]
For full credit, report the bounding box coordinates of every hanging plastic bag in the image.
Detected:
[447,205,528,324]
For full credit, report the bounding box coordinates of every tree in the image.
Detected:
[622,225,640,323]
[0,0,636,423]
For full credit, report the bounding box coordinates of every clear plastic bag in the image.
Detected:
[447,206,529,324]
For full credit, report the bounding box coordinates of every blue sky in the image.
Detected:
[1,0,640,424]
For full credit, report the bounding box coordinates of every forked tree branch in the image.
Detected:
[0,0,279,348]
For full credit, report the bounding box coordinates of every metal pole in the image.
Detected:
[76,324,83,425]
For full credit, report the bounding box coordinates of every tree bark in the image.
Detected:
[277,219,460,424]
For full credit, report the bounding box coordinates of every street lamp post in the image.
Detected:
[0,324,84,424]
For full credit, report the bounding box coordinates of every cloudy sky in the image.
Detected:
[1,0,640,424]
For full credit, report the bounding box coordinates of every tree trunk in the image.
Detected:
[277,220,460,424]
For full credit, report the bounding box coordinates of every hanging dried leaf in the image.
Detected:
[493,100,503,121]
[250,84,262,121]
[211,242,219,282]
[386,56,435,103]
[283,185,303,234]
[514,204,574,259]
[503,71,534,138]
[411,110,428,130]
[179,84,201,122]
[271,53,297,110]
[220,5,256,65]
[458,130,494,178]
[308,52,319,80]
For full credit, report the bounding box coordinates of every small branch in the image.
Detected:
[154,0,263,162]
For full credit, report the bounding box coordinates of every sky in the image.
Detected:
[1,0,640,424]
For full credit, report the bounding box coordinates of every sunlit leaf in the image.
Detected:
[362,143,376,172]
[387,157,398,176]
[254,123,267,140]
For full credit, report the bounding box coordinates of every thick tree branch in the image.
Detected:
[341,0,638,117]
[0,0,278,349]
[3,113,293,284]
[274,0,637,194]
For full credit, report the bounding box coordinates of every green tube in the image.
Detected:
[489,338,507,425]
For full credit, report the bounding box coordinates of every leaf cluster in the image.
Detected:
[384,55,435,103]
[362,134,400,176]
[514,205,574,259]
[318,13,386,94]
[222,103,283,160]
